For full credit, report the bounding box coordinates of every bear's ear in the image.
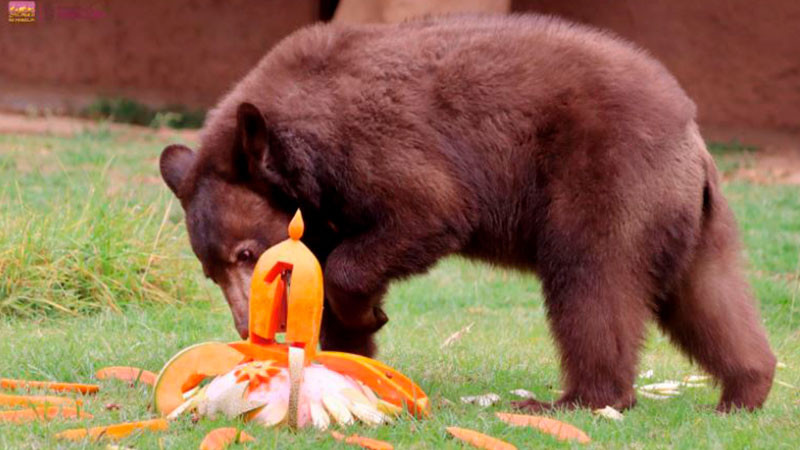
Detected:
[236,102,270,172]
[159,144,195,197]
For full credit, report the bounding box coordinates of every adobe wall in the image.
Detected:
[2,0,798,131]
[0,0,318,111]
[513,0,800,131]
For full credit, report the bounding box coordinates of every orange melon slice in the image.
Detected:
[227,341,288,365]
[331,431,394,449]
[96,366,157,386]
[0,406,93,423]
[446,426,517,450]
[153,342,245,416]
[0,393,82,408]
[495,413,591,444]
[315,351,429,417]
[199,427,255,450]
[55,418,169,441]
[0,378,99,395]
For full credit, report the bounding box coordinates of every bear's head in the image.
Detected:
[159,102,298,338]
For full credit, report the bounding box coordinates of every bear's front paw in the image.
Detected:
[341,305,388,333]
[324,276,389,332]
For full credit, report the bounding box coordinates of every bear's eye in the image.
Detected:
[236,249,254,263]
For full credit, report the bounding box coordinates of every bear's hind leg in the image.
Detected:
[656,197,775,411]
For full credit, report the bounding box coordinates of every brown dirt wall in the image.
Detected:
[2,0,798,131]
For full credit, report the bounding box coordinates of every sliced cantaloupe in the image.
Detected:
[199,427,255,450]
[153,342,245,416]
[96,366,157,386]
[331,431,394,450]
[0,393,83,408]
[495,413,591,444]
[227,341,288,365]
[315,351,429,417]
[446,426,517,450]
[0,378,99,395]
[352,356,429,412]
[0,406,93,423]
[55,418,169,441]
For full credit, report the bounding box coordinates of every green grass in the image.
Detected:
[0,130,799,448]
[0,129,206,317]
[82,97,205,129]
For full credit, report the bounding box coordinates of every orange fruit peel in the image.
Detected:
[156,210,430,426]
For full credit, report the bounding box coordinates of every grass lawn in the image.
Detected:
[1,126,799,448]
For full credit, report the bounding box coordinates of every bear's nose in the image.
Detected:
[235,322,249,340]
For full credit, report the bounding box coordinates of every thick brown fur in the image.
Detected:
[159,14,776,412]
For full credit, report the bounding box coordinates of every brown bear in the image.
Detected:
[159,14,776,412]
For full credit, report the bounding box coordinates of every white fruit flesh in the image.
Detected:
[153,342,244,416]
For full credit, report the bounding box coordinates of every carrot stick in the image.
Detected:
[446,427,517,450]
[96,366,157,386]
[0,378,99,395]
[0,393,82,408]
[199,427,256,450]
[0,406,93,423]
[331,431,394,450]
[55,418,169,441]
[495,412,591,444]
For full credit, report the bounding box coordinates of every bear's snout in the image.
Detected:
[220,269,252,340]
